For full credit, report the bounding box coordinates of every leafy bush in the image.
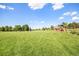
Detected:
[70,29,79,35]
[70,31,76,34]
[76,32,79,35]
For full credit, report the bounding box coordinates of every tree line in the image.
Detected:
[0,22,79,31]
[44,22,79,30]
[58,22,79,29]
[0,24,31,31]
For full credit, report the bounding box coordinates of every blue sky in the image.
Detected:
[0,3,79,29]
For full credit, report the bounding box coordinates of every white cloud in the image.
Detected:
[59,11,79,21]
[63,12,71,16]
[40,21,45,23]
[0,4,6,9]
[0,4,14,11]
[59,16,64,20]
[7,6,14,10]
[72,16,79,21]
[52,3,64,10]
[71,11,77,16]
[63,11,78,16]
[28,3,46,10]
[28,3,64,10]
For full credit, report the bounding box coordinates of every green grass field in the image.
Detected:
[0,31,79,56]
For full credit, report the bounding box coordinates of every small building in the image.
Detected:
[54,26,66,32]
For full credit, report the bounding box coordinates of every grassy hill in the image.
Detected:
[0,31,79,56]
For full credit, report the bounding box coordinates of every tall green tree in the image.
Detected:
[5,26,9,31]
[51,25,54,30]
[61,22,68,28]
[8,26,12,31]
[14,25,22,31]
[1,26,5,31]
[0,27,2,31]
[22,24,29,31]
[68,22,79,29]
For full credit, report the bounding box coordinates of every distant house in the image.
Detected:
[54,26,66,32]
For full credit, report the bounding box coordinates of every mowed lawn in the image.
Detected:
[0,31,79,56]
